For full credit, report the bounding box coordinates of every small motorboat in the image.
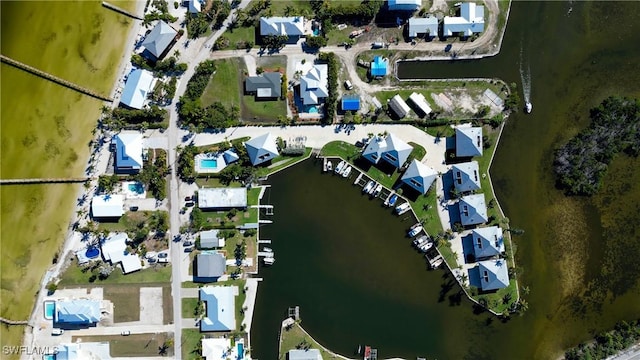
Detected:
[263,247,273,253]
[395,202,410,215]
[323,158,328,172]
[367,182,378,195]
[418,241,433,252]
[342,165,352,178]
[335,160,346,174]
[413,235,428,247]
[326,161,333,172]
[408,225,423,237]
[263,257,275,265]
[363,180,375,193]
[525,102,532,114]
[372,184,383,197]
[409,222,422,231]
[387,194,398,207]
[430,257,444,269]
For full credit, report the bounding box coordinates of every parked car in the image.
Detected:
[355,140,364,148]
[147,258,157,263]
[173,234,182,242]
[51,328,64,336]
[184,196,192,201]
[183,241,193,247]
[129,206,139,212]
[158,252,168,259]
[184,247,194,253]
[185,202,195,207]
[344,80,353,90]
[121,330,131,336]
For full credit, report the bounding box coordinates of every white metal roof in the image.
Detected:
[200,286,238,331]
[91,195,124,218]
[260,16,305,36]
[114,132,144,170]
[443,2,485,37]
[120,69,154,110]
[409,92,433,115]
[198,188,248,209]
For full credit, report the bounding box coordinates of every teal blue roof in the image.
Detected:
[371,56,388,76]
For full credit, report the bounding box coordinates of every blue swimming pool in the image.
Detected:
[44,301,55,320]
[200,158,218,169]
[313,29,320,36]
[43,355,55,360]
[308,106,318,113]
[85,247,100,259]
[237,342,244,359]
[128,182,144,194]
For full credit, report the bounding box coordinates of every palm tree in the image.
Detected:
[284,5,294,16]
[518,299,529,313]
[521,285,530,295]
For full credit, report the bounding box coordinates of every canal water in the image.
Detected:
[252,2,640,359]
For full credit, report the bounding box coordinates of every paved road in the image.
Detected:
[73,324,174,336]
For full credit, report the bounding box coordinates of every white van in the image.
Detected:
[51,328,64,336]
[344,80,353,90]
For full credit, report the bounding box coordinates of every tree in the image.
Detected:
[46,282,58,295]
[305,36,327,49]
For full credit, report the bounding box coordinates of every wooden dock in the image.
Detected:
[353,172,363,185]
[102,1,144,20]
[0,177,91,185]
[0,55,113,102]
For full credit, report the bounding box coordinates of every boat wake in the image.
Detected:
[519,37,532,112]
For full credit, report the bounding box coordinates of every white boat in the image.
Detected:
[327,161,333,172]
[409,222,422,231]
[263,257,275,265]
[367,182,378,195]
[418,241,433,252]
[430,257,443,269]
[342,165,352,178]
[323,158,328,172]
[263,247,273,253]
[413,235,428,247]
[335,160,346,174]
[363,180,375,193]
[408,226,423,237]
[387,194,398,207]
[372,184,383,197]
[395,202,410,215]
[525,102,532,114]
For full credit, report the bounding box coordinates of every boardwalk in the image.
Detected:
[0,317,30,326]
[0,55,113,102]
[0,177,90,185]
[102,1,144,20]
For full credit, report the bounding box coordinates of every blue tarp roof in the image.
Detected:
[371,56,387,77]
[341,96,360,111]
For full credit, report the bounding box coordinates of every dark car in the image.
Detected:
[184,247,194,253]
[158,252,168,259]
[185,202,195,207]
[129,206,139,212]
[184,196,192,201]
[355,140,364,148]
[183,241,193,247]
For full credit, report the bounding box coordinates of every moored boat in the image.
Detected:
[525,102,532,113]
[323,158,328,172]
[263,247,273,253]
[342,165,352,178]
[387,194,398,207]
[367,182,378,195]
[363,180,375,193]
[418,241,433,252]
[327,161,333,172]
[335,160,346,174]
[431,257,443,268]
[263,257,275,265]
[372,184,383,197]
[413,235,428,247]
[395,202,410,215]
[408,225,423,237]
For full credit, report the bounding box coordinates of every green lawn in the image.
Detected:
[182,328,204,360]
[195,178,243,188]
[256,56,287,71]
[256,148,312,177]
[72,333,173,357]
[103,286,140,323]
[162,286,173,324]
[182,297,200,318]
[96,210,169,234]
[201,58,242,108]
[319,141,361,160]
[474,279,519,315]
[279,323,336,360]
[223,25,257,50]
[58,262,171,286]
[242,96,287,121]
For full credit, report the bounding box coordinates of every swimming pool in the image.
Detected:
[128,182,144,194]
[44,301,55,320]
[43,355,55,360]
[237,342,244,359]
[200,158,218,169]
[308,106,318,113]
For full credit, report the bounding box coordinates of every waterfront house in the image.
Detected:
[443,2,485,37]
[401,159,438,194]
[198,188,247,210]
[472,226,504,259]
[202,338,235,360]
[370,56,388,77]
[244,72,282,100]
[408,92,433,116]
[199,285,237,331]
[260,16,305,40]
[245,133,280,166]
[101,233,142,274]
[288,349,324,360]
[387,0,422,11]
[120,69,155,110]
[54,299,101,326]
[477,259,509,291]
[300,64,329,105]
[142,21,178,60]
[455,126,483,157]
[458,193,488,226]
[362,133,413,169]
[188,0,201,13]
[388,94,411,118]
[199,230,224,249]
[113,132,144,173]
[451,161,481,193]
[195,251,226,281]
[91,194,124,219]
[341,95,361,111]
[408,17,438,38]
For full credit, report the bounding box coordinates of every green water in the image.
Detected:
[0,0,137,352]
[252,2,640,359]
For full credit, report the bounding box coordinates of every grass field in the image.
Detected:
[279,323,336,360]
[73,333,173,357]
[242,95,287,121]
[181,328,204,360]
[0,1,138,353]
[103,286,140,322]
[182,297,200,318]
[256,148,312,177]
[201,58,242,108]
[59,262,172,286]
[223,25,257,50]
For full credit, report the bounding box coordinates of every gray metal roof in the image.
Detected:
[196,252,226,278]
[478,258,509,291]
[260,16,305,36]
[362,133,413,168]
[200,230,221,249]
[408,17,438,38]
[245,133,279,166]
[288,349,323,360]
[245,72,282,98]
[458,193,488,226]
[388,94,411,118]
[455,127,483,157]
[451,161,481,192]
[401,159,438,194]
[472,226,504,259]
[142,21,177,58]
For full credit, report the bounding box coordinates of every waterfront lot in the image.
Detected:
[72,333,174,357]
[59,262,172,286]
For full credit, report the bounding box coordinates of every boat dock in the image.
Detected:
[0,177,91,185]
[101,1,144,20]
[353,172,363,185]
[288,306,300,321]
[257,251,274,257]
[258,240,272,244]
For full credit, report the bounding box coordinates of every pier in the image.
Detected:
[0,55,113,102]
[102,1,144,20]
[0,177,91,185]
[0,317,30,327]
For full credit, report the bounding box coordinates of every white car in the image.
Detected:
[51,328,64,336]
